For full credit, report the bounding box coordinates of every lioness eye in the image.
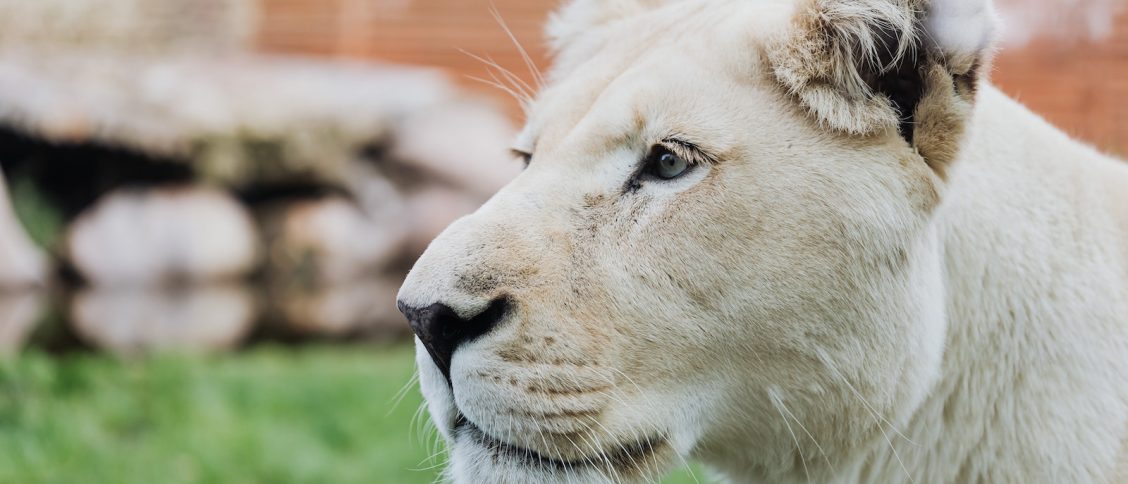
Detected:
[646,146,689,179]
[510,149,532,167]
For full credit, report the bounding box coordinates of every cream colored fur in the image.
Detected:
[398,0,1128,482]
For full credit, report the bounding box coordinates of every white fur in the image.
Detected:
[399,0,1128,482]
[925,0,999,69]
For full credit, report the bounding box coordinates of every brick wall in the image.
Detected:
[254,0,1128,155]
[255,0,549,75]
[993,26,1128,155]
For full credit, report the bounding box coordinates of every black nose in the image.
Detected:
[398,296,509,382]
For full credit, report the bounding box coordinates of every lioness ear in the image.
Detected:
[768,0,997,174]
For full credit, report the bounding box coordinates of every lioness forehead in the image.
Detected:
[521,0,797,161]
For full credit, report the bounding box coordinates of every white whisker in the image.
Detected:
[457,48,536,101]
[488,3,546,88]
[464,74,532,113]
[770,388,835,472]
[816,349,917,483]
[388,371,420,416]
[770,387,812,484]
[816,348,916,445]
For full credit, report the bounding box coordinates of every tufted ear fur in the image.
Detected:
[768,0,998,175]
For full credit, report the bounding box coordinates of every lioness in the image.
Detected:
[397,0,1128,482]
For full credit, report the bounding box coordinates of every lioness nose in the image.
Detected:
[397,296,509,382]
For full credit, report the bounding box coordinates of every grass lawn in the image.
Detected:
[0,344,704,483]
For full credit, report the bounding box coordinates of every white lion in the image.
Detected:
[397,0,1128,482]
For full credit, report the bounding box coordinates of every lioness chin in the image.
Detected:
[397,0,1128,482]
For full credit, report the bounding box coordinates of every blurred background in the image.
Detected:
[0,0,1123,483]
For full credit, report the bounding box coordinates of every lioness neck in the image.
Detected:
[851,84,1128,483]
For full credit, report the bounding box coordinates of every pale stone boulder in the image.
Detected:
[263,195,406,285]
[70,284,256,354]
[65,186,259,286]
[272,276,405,338]
[0,291,43,353]
[402,185,485,256]
[392,100,523,198]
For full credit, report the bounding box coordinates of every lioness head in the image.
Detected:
[398,0,995,481]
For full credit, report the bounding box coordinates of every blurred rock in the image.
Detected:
[340,161,408,220]
[0,0,528,355]
[271,277,406,338]
[392,99,522,198]
[0,0,256,55]
[0,290,44,353]
[262,195,406,285]
[70,284,256,354]
[65,186,259,286]
[0,170,47,288]
[401,185,484,256]
[0,51,458,186]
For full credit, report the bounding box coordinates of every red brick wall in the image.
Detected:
[254,0,1128,155]
[255,0,549,80]
[993,25,1128,155]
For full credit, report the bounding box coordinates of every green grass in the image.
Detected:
[7,171,64,250]
[0,344,704,483]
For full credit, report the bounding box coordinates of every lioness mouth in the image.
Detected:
[455,414,665,472]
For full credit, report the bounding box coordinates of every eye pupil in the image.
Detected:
[650,147,688,180]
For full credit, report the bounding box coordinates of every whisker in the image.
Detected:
[576,428,612,482]
[585,411,638,484]
[489,3,546,88]
[409,401,427,447]
[599,368,700,483]
[410,457,450,472]
[770,387,812,483]
[601,378,673,482]
[464,73,532,114]
[770,388,835,472]
[816,348,917,483]
[484,68,534,107]
[387,371,420,416]
[815,348,917,444]
[414,424,450,474]
[457,48,536,100]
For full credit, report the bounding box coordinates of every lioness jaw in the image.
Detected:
[398,0,1128,482]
